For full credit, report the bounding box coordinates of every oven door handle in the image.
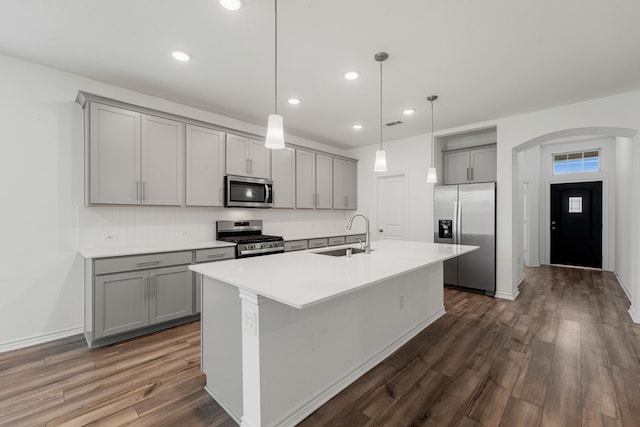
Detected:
[240,247,284,256]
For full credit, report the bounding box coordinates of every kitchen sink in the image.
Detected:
[314,247,371,257]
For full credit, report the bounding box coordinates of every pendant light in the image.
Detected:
[426,95,438,183]
[265,0,285,149]
[374,52,389,172]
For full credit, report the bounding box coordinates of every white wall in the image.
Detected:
[348,134,434,243]
[0,53,354,350]
[616,138,633,301]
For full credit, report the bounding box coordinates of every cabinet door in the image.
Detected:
[272,147,295,208]
[333,159,357,210]
[344,160,357,210]
[470,146,497,183]
[141,114,185,205]
[149,265,193,324]
[95,271,149,338]
[316,154,333,209]
[186,125,225,206]
[89,103,141,205]
[248,138,271,179]
[444,151,471,185]
[296,150,316,208]
[226,134,249,176]
[332,159,347,209]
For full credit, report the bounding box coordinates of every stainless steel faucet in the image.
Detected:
[346,212,371,254]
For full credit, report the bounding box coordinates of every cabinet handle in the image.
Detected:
[291,244,303,249]
[312,193,315,206]
[345,196,347,208]
[142,181,146,202]
[207,253,225,259]
[470,167,474,181]
[246,159,250,174]
[136,181,140,202]
[250,159,253,175]
[136,261,161,267]
[145,277,150,300]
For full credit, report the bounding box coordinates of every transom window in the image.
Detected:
[553,150,600,175]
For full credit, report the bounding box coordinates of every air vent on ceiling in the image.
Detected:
[384,120,403,127]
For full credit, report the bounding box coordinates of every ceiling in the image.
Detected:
[1,0,639,149]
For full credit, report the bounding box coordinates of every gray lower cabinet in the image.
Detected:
[87,250,195,346]
[95,270,149,339]
[94,264,191,340]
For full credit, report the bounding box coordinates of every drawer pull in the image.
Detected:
[291,245,302,249]
[136,261,161,267]
[207,253,225,259]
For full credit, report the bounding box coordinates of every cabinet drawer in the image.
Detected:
[94,251,192,275]
[284,240,308,252]
[345,234,366,244]
[195,247,235,263]
[308,238,328,249]
[328,236,346,246]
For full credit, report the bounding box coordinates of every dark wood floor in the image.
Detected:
[1,266,639,426]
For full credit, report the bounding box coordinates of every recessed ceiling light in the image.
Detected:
[352,124,363,130]
[403,109,415,115]
[171,51,192,62]
[219,0,243,11]
[288,98,301,105]
[344,71,359,80]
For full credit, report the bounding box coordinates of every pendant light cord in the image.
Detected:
[379,59,383,150]
[274,0,278,115]
[430,99,434,167]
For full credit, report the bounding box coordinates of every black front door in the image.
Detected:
[550,181,602,268]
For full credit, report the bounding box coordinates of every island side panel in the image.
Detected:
[246,262,444,427]
[201,276,243,423]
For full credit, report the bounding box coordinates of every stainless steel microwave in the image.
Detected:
[225,175,273,208]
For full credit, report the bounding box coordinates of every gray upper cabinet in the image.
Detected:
[316,154,333,209]
[88,102,184,205]
[271,147,295,208]
[444,145,496,184]
[186,125,225,207]
[141,114,185,205]
[89,103,141,205]
[225,134,271,179]
[333,158,357,210]
[296,150,333,209]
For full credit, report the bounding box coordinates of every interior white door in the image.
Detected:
[376,173,407,240]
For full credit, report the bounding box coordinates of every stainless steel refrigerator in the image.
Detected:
[434,182,496,296]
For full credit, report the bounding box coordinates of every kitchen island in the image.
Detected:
[190,240,477,427]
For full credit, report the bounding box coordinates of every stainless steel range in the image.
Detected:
[216,220,284,258]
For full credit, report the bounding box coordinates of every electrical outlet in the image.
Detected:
[104,233,118,241]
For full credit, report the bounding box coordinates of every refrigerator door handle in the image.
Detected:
[452,201,459,244]
[457,201,462,243]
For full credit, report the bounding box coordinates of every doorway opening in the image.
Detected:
[550,181,602,268]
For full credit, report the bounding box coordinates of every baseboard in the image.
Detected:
[204,386,242,425]
[614,272,632,302]
[0,325,84,353]
[495,289,519,301]
[275,306,446,427]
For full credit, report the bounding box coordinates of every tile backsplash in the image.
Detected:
[79,206,355,249]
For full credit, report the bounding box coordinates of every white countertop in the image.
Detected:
[190,240,477,309]
[79,240,235,259]
[281,230,366,241]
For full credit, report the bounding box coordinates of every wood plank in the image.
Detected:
[499,397,541,427]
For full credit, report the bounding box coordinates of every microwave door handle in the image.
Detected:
[265,184,270,203]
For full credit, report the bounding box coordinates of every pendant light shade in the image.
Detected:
[265,114,285,149]
[374,52,389,172]
[426,95,438,183]
[265,0,285,149]
[374,150,387,172]
[426,167,437,183]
